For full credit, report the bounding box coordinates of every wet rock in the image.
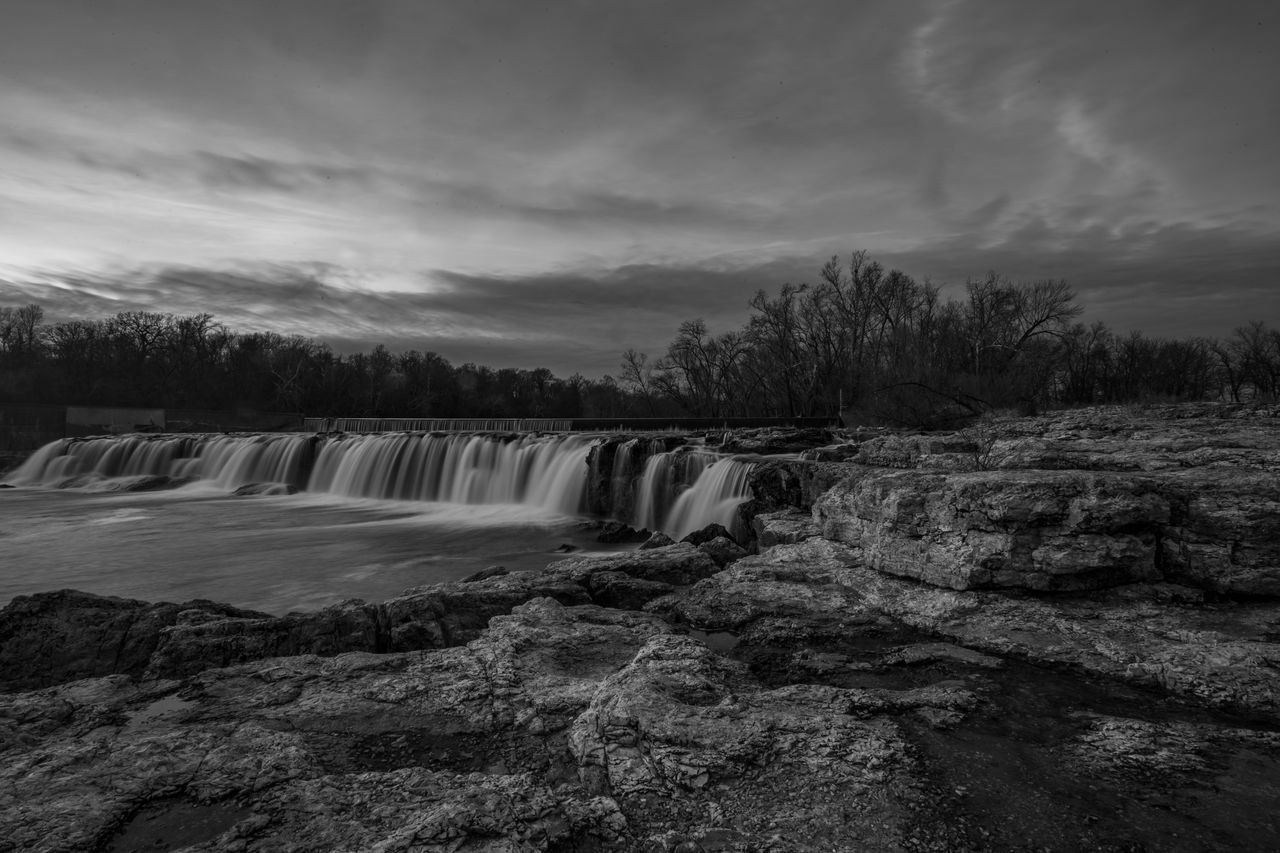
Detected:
[459,564,508,583]
[144,600,388,680]
[680,522,735,547]
[109,474,195,492]
[145,572,595,680]
[743,458,852,512]
[696,536,748,568]
[798,442,860,463]
[816,469,1170,591]
[231,482,300,496]
[0,591,267,692]
[587,571,675,610]
[596,520,652,543]
[639,531,677,550]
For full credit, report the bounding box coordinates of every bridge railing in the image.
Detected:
[303,416,839,433]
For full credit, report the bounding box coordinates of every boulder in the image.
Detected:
[816,469,1170,591]
[586,571,675,610]
[696,535,748,568]
[459,564,508,582]
[595,521,651,543]
[680,522,735,546]
[639,531,676,550]
[752,508,821,547]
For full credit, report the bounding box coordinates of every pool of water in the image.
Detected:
[0,485,626,615]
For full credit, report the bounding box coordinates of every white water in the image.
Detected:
[307,433,590,515]
[665,457,755,539]
[3,431,756,611]
[8,433,753,538]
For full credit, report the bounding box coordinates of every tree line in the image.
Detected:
[0,306,629,418]
[622,251,1278,426]
[2,250,1276,426]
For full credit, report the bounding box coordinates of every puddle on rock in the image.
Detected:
[122,694,194,732]
[685,628,740,653]
[720,626,1280,850]
[309,728,577,784]
[104,799,250,853]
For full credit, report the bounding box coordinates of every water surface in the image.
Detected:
[0,486,621,615]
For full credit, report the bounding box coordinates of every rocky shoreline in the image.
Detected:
[2,404,1279,851]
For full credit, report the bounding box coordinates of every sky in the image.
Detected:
[1,0,1276,376]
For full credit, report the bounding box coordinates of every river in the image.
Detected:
[0,485,628,615]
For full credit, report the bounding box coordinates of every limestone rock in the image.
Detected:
[0,591,266,692]
[1157,468,1280,596]
[547,543,719,587]
[596,520,651,543]
[0,599,664,852]
[586,571,675,610]
[639,531,677,550]
[680,522,736,546]
[670,539,1280,721]
[697,536,748,568]
[567,633,947,848]
[751,508,821,547]
[815,469,1170,591]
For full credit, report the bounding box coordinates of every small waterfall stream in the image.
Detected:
[8,431,756,538]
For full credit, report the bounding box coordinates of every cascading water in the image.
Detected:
[8,431,755,536]
[307,433,590,515]
[7,434,314,489]
[627,450,750,539]
[663,456,755,540]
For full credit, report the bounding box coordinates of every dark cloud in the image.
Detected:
[0,259,808,376]
[4,219,1275,383]
[0,0,1276,372]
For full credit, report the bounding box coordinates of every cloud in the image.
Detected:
[0,0,1276,376]
[4,215,1275,386]
[0,258,812,376]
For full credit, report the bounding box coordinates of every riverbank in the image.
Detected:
[2,403,1279,851]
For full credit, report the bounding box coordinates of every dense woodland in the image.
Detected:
[2,251,1277,427]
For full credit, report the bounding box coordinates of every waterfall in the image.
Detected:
[6,434,313,489]
[629,449,739,535]
[663,457,755,540]
[307,432,590,514]
[7,431,754,535]
[609,438,639,513]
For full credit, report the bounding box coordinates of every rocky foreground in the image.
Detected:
[2,404,1280,852]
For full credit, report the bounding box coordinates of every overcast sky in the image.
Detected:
[1,0,1276,375]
